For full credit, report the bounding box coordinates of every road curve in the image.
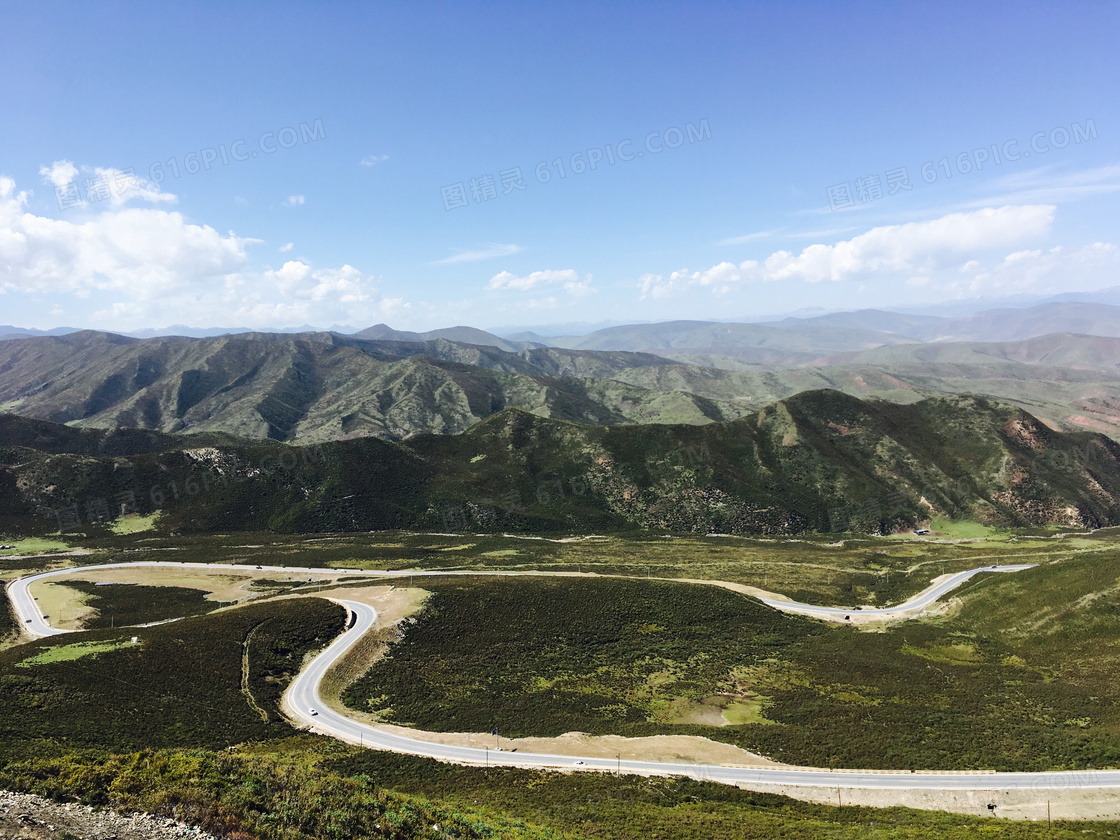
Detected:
[286,597,1120,792]
[14,559,1117,791]
[6,560,1034,638]
[756,564,1036,621]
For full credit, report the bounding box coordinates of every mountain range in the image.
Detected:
[3,391,1118,537]
[2,322,1120,444]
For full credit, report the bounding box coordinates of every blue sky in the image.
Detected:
[2,1,1118,333]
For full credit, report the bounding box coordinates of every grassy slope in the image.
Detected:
[4,537,1120,836]
[7,739,1110,840]
[5,390,1120,538]
[0,332,748,443]
[342,576,824,735]
[343,556,1120,771]
[55,580,232,629]
[0,598,344,749]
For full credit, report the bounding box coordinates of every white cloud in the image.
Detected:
[37,161,175,208]
[965,242,1120,296]
[263,262,371,304]
[360,154,390,166]
[487,268,592,296]
[283,195,305,207]
[1,175,409,331]
[434,243,522,264]
[523,296,560,310]
[969,164,1120,207]
[39,160,79,187]
[715,230,778,246]
[279,242,293,252]
[0,176,255,298]
[99,168,176,207]
[652,205,1056,295]
[638,270,698,300]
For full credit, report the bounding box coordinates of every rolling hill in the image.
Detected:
[0,331,749,442]
[4,329,1120,446]
[3,391,1118,537]
[542,320,915,363]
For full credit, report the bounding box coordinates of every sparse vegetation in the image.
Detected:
[0,598,345,749]
[4,391,1120,540]
[54,580,231,629]
[2,739,1118,840]
[345,557,1120,771]
[343,576,822,735]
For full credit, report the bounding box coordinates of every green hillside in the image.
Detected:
[4,390,1118,537]
[5,329,1120,450]
[0,331,746,442]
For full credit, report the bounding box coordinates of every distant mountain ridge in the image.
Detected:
[0,331,747,443]
[4,326,1120,444]
[527,302,1120,357]
[351,323,540,352]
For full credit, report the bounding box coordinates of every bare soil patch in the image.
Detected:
[0,789,219,840]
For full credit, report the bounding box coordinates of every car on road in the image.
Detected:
[574,760,585,766]
[308,708,318,716]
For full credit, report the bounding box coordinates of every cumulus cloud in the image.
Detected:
[0,176,254,298]
[283,194,305,207]
[642,205,1057,297]
[39,160,79,187]
[965,242,1120,296]
[434,243,522,264]
[262,261,375,303]
[1,175,408,331]
[279,242,293,252]
[487,268,592,296]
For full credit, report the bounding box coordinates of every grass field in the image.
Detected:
[0,597,345,750]
[2,738,1118,840]
[54,580,232,629]
[108,513,159,534]
[25,524,1120,608]
[344,556,1120,771]
[0,536,73,556]
[15,638,134,666]
[5,529,1120,835]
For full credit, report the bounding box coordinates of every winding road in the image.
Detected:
[10,559,1119,794]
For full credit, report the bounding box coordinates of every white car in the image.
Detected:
[308,708,318,716]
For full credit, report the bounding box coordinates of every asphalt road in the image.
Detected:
[6,560,1034,638]
[758,564,1036,620]
[12,559,1118,792]
[287,597,1120,792]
